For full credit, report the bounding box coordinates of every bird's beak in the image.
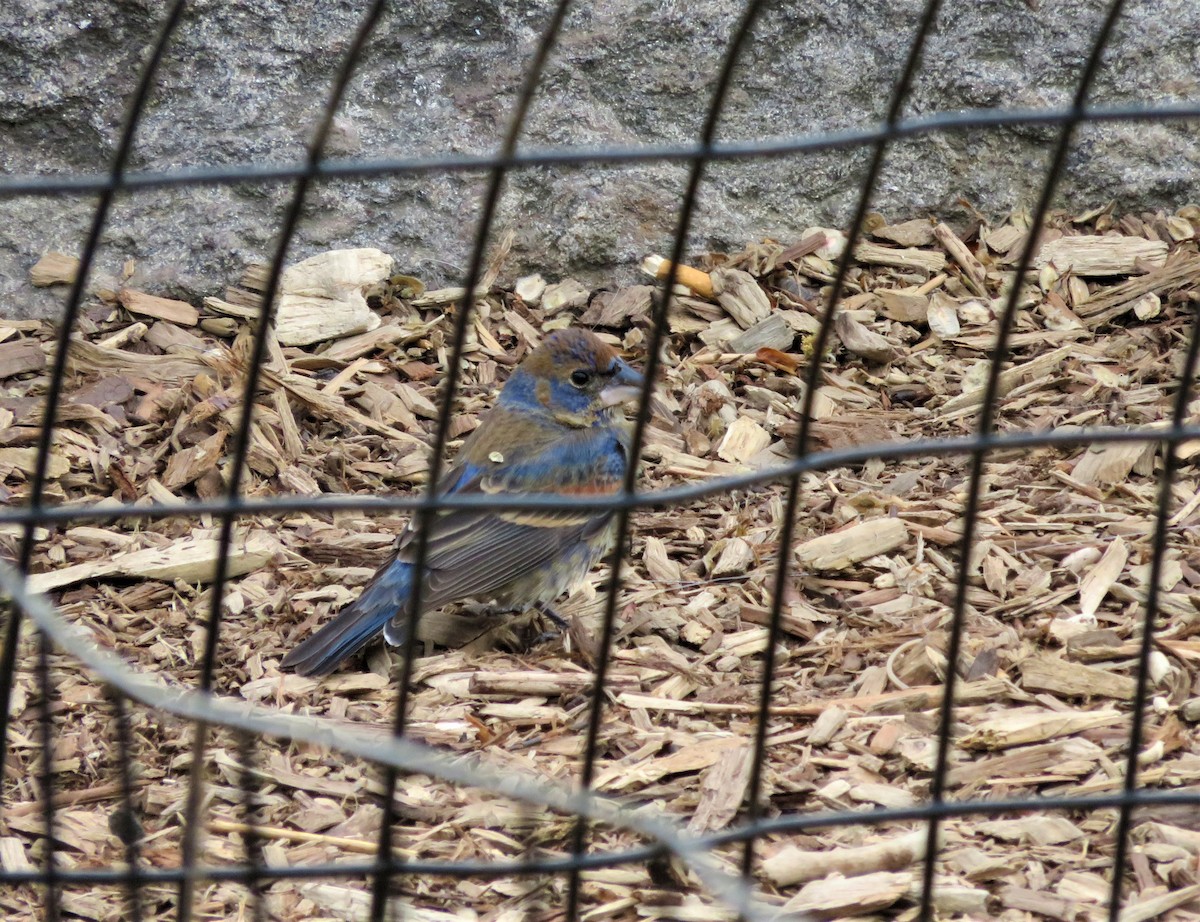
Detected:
[599,359,645,407]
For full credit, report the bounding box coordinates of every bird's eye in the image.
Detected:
[570,369,591,387]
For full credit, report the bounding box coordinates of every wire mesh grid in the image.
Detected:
[2,0,1200,919]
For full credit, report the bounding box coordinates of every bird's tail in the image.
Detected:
[280,559,413,676]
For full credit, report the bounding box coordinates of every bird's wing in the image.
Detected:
[395,416,628,605]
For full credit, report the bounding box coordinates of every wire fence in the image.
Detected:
[2,0,1199,919]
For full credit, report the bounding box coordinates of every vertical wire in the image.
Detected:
[1106,324,1200,916]
[0,0,189,810]
[237,729,266,922]
[173,4,390,919]
[739,0,946,887]
[110,689,147,922]
[36,628,61,922]
[367,4,575,920]
[916,1,1128,918]
[562,3,776,918]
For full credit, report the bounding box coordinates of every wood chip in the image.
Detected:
[783,870,912,916]
[29,251,80,287]
[1073,440,1155,486]
[207,248,390,345]
[1078,536,1128,618]
[960,707,1122,750]
[28,530,284,592]
[854,241,946,272]
[873,218,934,247]
[716,416,771,464]
[940,344,1075,414]
[687,743,752,833]
[933,222,987,295]
[594,737,744,792]
[727,313,795,353]
[875,289,929,323]
[926,291,961,338]
[1036,235,1169,276]
[1120,883,1200,922]
[835,312,894,362]
[1019,654,1136,699]
[0,339,46,378]
[978,816,1083,846]
[162,431,227,491]
[795,518,907,570]
[118,288,199,326]
[711,267,772,328]
[0,447,68,478]
[764,830,926,886]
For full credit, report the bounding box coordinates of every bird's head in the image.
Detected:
[500,328,645,423]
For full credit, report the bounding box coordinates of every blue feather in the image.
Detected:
[280,558,414,676]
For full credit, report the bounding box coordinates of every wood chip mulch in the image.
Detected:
[3,203,1200,920]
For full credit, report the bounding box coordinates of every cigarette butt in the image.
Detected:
[641,255,714,299]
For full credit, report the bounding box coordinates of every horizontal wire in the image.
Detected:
[2,101,1198,198]
[0,556,768,922]
[2,421,1199,529]
[2,786,1195,887]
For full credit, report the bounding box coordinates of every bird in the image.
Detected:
[281,327,645,676]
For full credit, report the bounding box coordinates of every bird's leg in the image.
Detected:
[522,602,569,648]
[534,602,569,630]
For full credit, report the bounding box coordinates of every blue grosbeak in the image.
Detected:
[281,328,644,675]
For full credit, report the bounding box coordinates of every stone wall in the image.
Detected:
[1,0,1197,317]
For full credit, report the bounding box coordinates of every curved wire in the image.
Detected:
[2,101,1199,199]
[1,422,1198,528]
[919,1,1130,918]
[1107,296,1200,910]
[173,3,391,919]
[0,0,189,815]
[368,2,577,919]
[2,0,1195,916]
[0,783,1197,889]
[563,1,778,915]
[0,557,769,922]
[745,0,947,889]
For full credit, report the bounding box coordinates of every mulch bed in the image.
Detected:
[2,203,1200,920]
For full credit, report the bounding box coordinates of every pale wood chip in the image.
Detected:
[933,222,987,294]
[795,517,908,570]
[873,218,934,247]
[0,446,69,478]
[854,241,946,272]
[978,815,1083,845]
[28,529,285,592]
[960,707,1122,750]
[29,251,80,286]
[687,742,752,833]
[783,870,912,916]
[594,736,744,792]
[1019,654,1136,699]
[716,416,771,464]
[875,289,929,323]
[0,338,47,378]
[162,431,227,491]
[835,311,894,362]
[1078,536,1128,618]
[1036,235,1168,276]
[764,830,926,886]
[710,267,771,328]
[118,288,199,325]
[1119,883,1200,922]
[0,836,33,872]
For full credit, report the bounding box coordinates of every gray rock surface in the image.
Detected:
[1,0,1197,319]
